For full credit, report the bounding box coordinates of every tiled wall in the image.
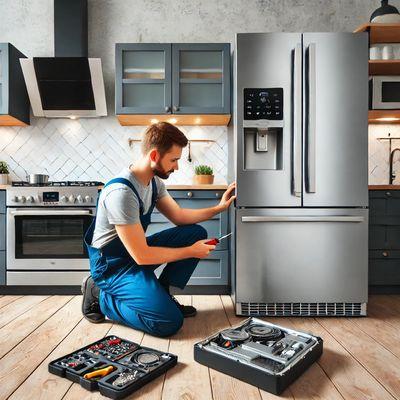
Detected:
[369,124,400,185]
[0,117,228,184]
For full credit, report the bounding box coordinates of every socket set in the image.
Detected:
[194,318,323,395]
[48,336,177,399]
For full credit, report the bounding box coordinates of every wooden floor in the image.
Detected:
[1,295,400,399]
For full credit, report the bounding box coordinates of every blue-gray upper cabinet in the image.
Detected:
[171,43,231,115]
[0,43,30,126]
[0,190,5,285]
[115,43,231,126]
[115,44,172,115]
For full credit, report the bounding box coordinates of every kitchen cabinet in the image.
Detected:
[0,190,5,285]
[148,189,230,292]
[115,43,231,126]
[0,43,30,126]
[369,189,400,292]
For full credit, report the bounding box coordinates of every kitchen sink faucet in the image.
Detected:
[389,148,400,184]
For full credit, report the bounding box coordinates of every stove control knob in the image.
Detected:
[60,195,68,203]
[68,195,76,203]
[12,196,18,202]
[26,196,34,203]
[18,196,26,203]
[85,195,92,203]
[77,195,84,204]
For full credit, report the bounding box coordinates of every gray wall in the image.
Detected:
[0,0,384,108]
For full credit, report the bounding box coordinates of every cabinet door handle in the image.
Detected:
[173,106,180,112]
[215,192,220,197]
[382,251,389,257]
[386,192,392,197]
[187,191,193,198]
[165,106,171,113]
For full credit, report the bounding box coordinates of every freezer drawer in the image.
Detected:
[235,208,368,305]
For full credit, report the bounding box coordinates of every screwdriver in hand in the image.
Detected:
[205,232,232,246]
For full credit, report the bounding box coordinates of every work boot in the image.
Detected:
[81,275,105,323]
[170,295,197,318]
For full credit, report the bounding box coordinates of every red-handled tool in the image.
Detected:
[205,232,232,245]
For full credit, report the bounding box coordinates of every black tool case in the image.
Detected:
[49,335,177,399]
[194,318,323,395]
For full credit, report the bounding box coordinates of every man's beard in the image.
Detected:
[152,162,174,179]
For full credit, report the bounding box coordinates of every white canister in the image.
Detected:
[0,174,8,185]
[382,44,394,60]
[370,45,381,60]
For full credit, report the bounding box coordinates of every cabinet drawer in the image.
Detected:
[168,190,223,200]
[369,190,400,216]
[369,225,400,249]
[369,250,400,285]
[0,191,5,214]
[0,215,4,251]
[189,250,228,285]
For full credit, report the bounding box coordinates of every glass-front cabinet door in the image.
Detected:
[115,44,172,114]
[172,43,230,114]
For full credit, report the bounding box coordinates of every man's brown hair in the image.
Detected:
[142,122,188,156]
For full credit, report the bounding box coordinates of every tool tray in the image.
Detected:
[49,335,177,399]
[194,318,323,395]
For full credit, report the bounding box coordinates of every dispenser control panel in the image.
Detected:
[244,88,283,120]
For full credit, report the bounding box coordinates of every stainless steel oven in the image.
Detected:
[7,208,95,270]
[6,182,100,286]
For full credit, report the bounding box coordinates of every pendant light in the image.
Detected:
[370,0,400,23]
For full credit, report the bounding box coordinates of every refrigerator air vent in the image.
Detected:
[239,302,366,316]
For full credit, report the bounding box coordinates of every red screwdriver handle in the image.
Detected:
[205,238,219,245]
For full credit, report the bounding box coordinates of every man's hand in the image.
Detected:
[190,239,216,258]
[218,181,236,211]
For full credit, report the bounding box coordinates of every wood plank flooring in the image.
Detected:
[0,295,400,399]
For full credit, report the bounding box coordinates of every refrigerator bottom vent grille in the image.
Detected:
[239,302,366,316]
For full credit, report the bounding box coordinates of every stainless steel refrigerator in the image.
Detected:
[232,32,369,316]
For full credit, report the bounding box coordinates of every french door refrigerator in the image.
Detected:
[233,32,369,316]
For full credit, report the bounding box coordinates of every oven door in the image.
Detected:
[372,75,400,109]
[7,208,95,270]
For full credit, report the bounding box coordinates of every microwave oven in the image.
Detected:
[370,76,400,109]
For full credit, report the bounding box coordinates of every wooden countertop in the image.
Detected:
[0,184,228,191]
[369,185,400,190]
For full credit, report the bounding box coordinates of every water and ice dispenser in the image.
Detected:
[243,88,284,170]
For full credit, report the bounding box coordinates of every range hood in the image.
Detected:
[20,0,107,118]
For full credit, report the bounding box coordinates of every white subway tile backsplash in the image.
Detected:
[0,116,229,184]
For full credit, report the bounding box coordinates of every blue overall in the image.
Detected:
[84,177,207,337]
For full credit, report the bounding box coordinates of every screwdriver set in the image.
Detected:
[48,336,177,399]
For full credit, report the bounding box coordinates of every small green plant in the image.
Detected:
[195,165,213,175]
[0,161,9,174]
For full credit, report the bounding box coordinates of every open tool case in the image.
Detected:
[194,318,323,395]
[49,336,177,399]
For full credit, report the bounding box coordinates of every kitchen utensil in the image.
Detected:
[205,232,232,245]
[26,174,49,185]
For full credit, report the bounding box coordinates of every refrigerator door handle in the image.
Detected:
[293,43,302,198]
[242,216,365,223]
[306,43,316,193]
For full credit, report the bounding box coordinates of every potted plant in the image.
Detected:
[194,165,214,185]
[0,161,9,185]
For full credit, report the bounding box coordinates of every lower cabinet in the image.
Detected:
[369,190,400,293]
[0,252,4,285]
[150,189,230,292]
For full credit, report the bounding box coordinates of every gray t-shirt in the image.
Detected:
[91,167,168,249]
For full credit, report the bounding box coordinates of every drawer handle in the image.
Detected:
[386,192,392,197]
[382,251,389,257]
[187,191,193,198]
[215,192,220,197]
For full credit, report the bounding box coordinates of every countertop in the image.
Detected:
[368,185,400,190]
[0,184,228,191]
